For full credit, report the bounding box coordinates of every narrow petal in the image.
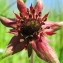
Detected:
[32,36,60,63]
[30,4,34,13]
[45,31,56,35]
[35,0,43,14]
[17,0,27,16]
[6,36,25,54]
[8,29,18,36]
[14,12,21,19]
[42,13,49,21]
[0,16,17,28]
[31,41,48,62]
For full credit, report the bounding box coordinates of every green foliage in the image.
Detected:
[23,0,26,3]
[48,9,63,63]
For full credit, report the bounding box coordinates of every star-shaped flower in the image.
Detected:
[0,0,60,63]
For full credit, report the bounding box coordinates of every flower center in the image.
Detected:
[20,20,40,36]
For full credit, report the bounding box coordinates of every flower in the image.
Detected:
[0,0,60,63]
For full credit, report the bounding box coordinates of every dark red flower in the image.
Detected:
[0,0,60,63]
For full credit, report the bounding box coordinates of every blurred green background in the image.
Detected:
[0,0,63,63]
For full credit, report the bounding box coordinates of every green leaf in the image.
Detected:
[23,0,26,3]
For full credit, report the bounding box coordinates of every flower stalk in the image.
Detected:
[30,50,34,63]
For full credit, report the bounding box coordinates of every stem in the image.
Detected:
[30,50,34,63]
[0,54,11,61]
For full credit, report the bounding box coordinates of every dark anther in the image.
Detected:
[36,15,38,19]
[32,9,35,14]
[29,14,32,18]
[38,12,41,16]
[44,18,47,21]
[27,8,29,14]
[45,26,50,29]
[21,20,24,23]
[20,13,23,17]
[41,22,45,25]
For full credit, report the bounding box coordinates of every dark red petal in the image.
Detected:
[36,36,59,63]
[6,36,25,54]
[8,29,18,36]
[32,39,49,62]
[45,31,56,35]
[0,16,17,28]
[14,12,21,19]
[35,0,43,14]
[30,4,34,13]
[32,36,60,63]
[42,13,49,21]
[17,0,27,16]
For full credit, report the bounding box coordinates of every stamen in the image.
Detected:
[36,15,38,19]
[32,9,35,14]
[40,22,45,25]
[38,12,41,17]
[32,9,36,19]
[44,18,47,21]
[20,13,23,17]
[42,13,49,21]
[20,19,24,23]
[45,26,50,29]
[27,8,30,14]
[29,14,32,18]
[30,4,34,13]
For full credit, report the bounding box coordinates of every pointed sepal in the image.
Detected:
[17,0,27,16]
[0,16,17,28]
[42,13,49,21]
[35,0,43,14]
[32,36,60,63]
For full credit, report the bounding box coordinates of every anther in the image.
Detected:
[38,12,41,16]
[29,14,32,18]
[32,9,35,14]
[27,8,29,14]
[45,26,50,29]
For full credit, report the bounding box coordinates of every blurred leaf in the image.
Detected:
[23,0,26,3]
